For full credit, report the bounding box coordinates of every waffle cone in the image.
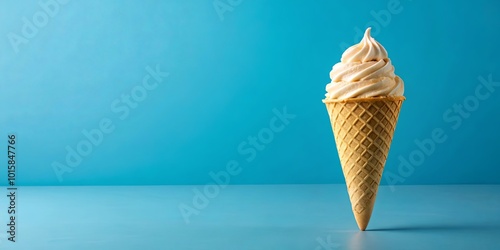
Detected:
[323,96,404,231]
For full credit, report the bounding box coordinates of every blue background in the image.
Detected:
[0,0,499,186]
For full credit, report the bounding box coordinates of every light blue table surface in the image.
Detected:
[1,184,499,249]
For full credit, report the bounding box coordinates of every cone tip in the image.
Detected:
[356,220,368,231]
[353,211,372,231]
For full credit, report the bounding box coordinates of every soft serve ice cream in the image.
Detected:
[322,27,405,231]
[325,27,404,100]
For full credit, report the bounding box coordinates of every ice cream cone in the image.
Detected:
[323,96,404,230]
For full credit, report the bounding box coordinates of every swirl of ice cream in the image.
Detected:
[325,28,404,100]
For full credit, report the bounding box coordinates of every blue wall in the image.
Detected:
[0,0,499,186]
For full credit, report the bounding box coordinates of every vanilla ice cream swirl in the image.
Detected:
[325,28,404,100]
